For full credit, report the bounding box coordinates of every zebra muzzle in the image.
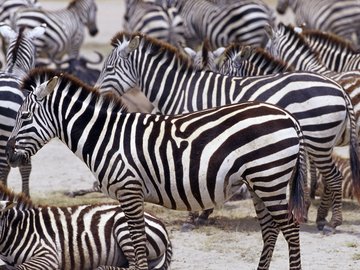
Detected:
[6,138,29,167]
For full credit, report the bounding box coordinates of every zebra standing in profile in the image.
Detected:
[124,0,186,47]
[0,184,172,269]
[168,0,276,48]
[10,0,98,72]
[94,32,360,232]
[0,23,46,196]
[276,0,360,45]
[7,68,308,270]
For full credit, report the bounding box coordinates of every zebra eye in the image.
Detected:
[21,111,32,120]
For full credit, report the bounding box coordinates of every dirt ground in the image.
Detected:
[5,0,360,269]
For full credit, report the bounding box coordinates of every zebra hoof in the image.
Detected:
[322,225,336,235]
[180,222,196,232]
[316,220,327,231]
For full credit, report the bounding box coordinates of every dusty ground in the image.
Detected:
[5,0,360,269]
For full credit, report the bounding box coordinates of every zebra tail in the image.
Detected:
[289,123,308,223]
[344,92,360,202]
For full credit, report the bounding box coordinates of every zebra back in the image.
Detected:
[0,183,172,269]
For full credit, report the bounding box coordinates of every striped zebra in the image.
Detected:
[124,0,186,47]
[0,0,40,60]
[6,68,308,270]
[0,184,172,269]
[276,0,360,45]
[169,0,276,48]
[0,23,45,197]
[301,29,360,72]
[10,0,98,72]
[95,32,360,231]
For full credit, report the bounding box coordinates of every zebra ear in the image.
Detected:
[183,47,197,59]
[126,35,140,54]
[34,76,59,100]
[240,46,252,60]
[0,23,17,41]
[213,47,225,58]
[264,24,274,39]
[0,201,16,212]
[26,23,46,39]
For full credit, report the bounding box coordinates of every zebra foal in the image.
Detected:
[0,184,172,269]
[6,68,307,270]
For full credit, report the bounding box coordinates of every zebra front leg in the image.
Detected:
[0,164,11,187]
[113,182,148,270]
[19,160,32,197]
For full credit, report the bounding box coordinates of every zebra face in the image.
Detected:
[6,77,58,168]
[86,1,98,36]
[96,36,140,95]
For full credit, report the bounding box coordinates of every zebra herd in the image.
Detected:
[0,0,360,269]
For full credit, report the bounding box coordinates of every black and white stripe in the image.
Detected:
[124,0,186,47]
[171,0,276,48]
[7,68,307,270]
[0,23,45,197]
[95,32,360,232]
[276,0,360,45]
[10,0,98,71]
[0,184,172,269]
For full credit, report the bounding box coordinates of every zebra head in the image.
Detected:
[264,23,285,59]
[6,75,59,168]
[219,44,254,77]
[96,33,141,95]
[69,0,98,36]
[276,0,289,14]
[0,23,46,78]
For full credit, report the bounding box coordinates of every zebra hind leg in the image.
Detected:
[0,163,11,187]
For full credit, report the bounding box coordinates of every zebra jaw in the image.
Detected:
[6,138,29,167]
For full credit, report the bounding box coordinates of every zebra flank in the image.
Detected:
[7,68,307,270]
[0,183,172,269]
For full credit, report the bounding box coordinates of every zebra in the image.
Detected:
[0,0,41,59]
[94,32,360,232]
[167,0,276,49]
[0,23,46,197]
[10,0,98,72]
[6,68,308,270]
[300,28,360,72]
[124,0,186,48]
[0,184,172,269]
[276,0,360,45]
[218,43,293,77]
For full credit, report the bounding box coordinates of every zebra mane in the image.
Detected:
[223,43,293,72]
[9,27,26,66]
[302,29,359,53]
[280,23,323,61]
[21,68,128,113]
[111,31,193,69]
[0,184,34,210]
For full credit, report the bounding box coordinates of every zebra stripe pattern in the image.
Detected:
[7,68,307,270]
[0,184,172,269]
[11,0,98,71]
[0,23,45,197]
[171,0,276,48]
[95,32,360,231]
[276,0,360,45]
[124,0,186,47]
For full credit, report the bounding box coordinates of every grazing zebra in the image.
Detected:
[276,0,360,45]
[6,68,308,270]
[0,23,45,197]
[11,0,98,72]
[301,29,360,72]
[95,32,360,231]
[169,0,276,48]
[0,184,172,269]
[124,0,186,47]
